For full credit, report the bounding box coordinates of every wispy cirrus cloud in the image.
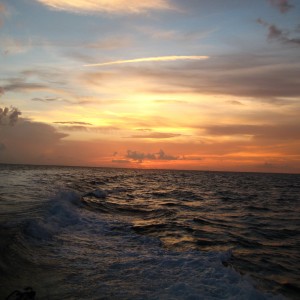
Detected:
[138,26,218,42]
[84,55,209,67]
[0,36,31,55]
[35,0,173,14]
[86,37,132,50]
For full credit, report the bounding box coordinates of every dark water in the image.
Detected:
[0,164,299,299]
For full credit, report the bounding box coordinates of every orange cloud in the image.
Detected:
[35,0,172,14]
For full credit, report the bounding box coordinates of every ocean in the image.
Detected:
[0,164,299,299]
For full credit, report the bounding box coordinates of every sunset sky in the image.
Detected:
[0,0,299,173]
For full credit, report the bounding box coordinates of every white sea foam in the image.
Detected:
[2,166,296,299]
[21,191,282,299]
[24,191,83,241]
[84,188,108,199]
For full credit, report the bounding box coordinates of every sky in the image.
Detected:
[0,0,300,173]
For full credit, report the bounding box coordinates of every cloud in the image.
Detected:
[157,149,178,160]
[126,149,178,162]
[126,150,156,162]
[257,18,300,46]
[54,121,93,125]
[203,124,300,140]
[112,159,131,164]
[35,0,173,14]
[86,37,131,50]
[138,26,218,42]
[0,3,5,14]
[21,69,67,85]
[0,3,8,28]
[84,55,209,67]
[2,81,49,93]
[124,54,300,100]
[0,118,68,164]
[0,36,31,55]
[0,107,21,126]
[181,155,202,161]
[128,132,181,139]
[32,97,70,103]
[1,73,68,96]
[226,100,243,105]
[269,0,294,13]
[56,125,119,132]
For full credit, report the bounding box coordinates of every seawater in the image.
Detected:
[0,164,299,299]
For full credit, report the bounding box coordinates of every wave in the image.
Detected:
[1,165,298,299]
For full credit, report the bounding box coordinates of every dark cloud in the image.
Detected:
[0,107,21,126]
[0,70,70,100]
[126,149,178,162]
[157,149,178,160]
[3,81,48,93]
[54,121,93,125]
[124,54,300,101]
[112,159,131,164]
[257,18,300,46]
[182,156,202,161]
[269,0,294,13]
[268,24,284,39]
[32,97,70,103]
[0,118,68,164]
[203,124,300,140]
[126,150,156,162]
[129,132,181,139]
[1,68,70,95]
[57,125,119,132]
[226,100,243,105]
